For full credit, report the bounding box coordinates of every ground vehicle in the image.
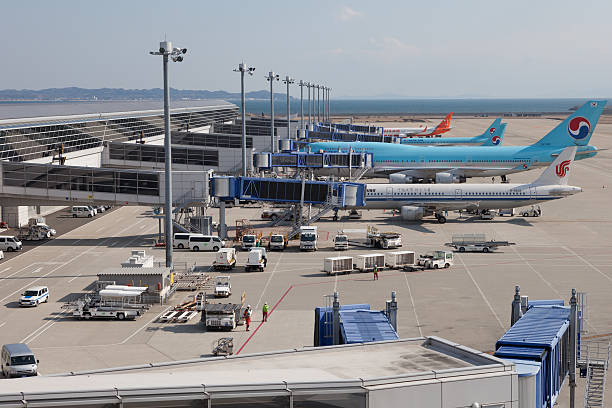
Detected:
[214,276,232,297]
[299,226,318,251]
[1,344,38,378]
[480,210,495,220]
[212,337,234,356]
[269,233,288,250]
[213,248,237,270]
[261,209,288,221]
[87,205,97,215]
[174,233,201,249]
[366,226,402,249]
[245,248,266,272]
[19,286,49,307]
[446,234,515,253]
[0,236,22,252]
[498,208,515,216]
[333,233,349,251]
[95,206,106,213]
[21,225,53,241]
[324,256,353,275]
[71,206,95,218]
[385,251,416,268]
[202,303,244,331]
[356,254,385,272]
[241,234,259,250]
[521,205,542,217]
[189,235,224,252]
[348,209,362,219]
[71,290,145,320]
[417,251,453,269]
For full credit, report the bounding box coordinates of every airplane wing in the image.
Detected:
[401,201,482,211]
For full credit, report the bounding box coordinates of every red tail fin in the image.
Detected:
[433,112,453,133]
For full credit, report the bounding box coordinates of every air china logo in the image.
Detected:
[555,160,571,177]
[567,116,591,140]
[491,136,501,145]
[489,127,496,135]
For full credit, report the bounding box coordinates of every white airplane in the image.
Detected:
[361,146,580,223]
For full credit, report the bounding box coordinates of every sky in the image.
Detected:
[2,0,612,98]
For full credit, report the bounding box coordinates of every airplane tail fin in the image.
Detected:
[434,112,453,132]
[533,100,607,147]
[532,146,577,186]
[473,118,504,146]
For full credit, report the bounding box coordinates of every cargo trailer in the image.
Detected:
[324,256,353,276]
[356,254,385,272]
[385,251,415,269]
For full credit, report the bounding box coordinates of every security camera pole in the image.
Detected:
[150,41,187,268]
[234,62,255,177]
[283,76,294,140]
[266,72,280,152]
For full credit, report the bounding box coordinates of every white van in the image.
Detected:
[19,286,49,307]
[71,206,95,218]
[189,235,225,252]
[1,343,39,378]
[174,233,201,249]
[0,236,22,252]
[87,205,97,216]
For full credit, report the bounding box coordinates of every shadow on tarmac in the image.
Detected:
[26,234,158,248]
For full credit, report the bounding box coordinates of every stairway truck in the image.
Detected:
[356,253,385,273]
[213,248,237,270]
[385,251,416,269]
[324,256,353,276]
[299,226,318,251]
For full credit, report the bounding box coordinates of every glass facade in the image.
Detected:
[108,143,219,167]
[172,132,253,149]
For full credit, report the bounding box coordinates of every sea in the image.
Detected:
[0,98,603,118]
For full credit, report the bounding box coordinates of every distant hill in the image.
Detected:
[0,87,294,102]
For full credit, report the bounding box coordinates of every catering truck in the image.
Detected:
[299,226,318,251]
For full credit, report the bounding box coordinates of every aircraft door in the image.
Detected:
[386,187,393,198]
[455,188,462,199]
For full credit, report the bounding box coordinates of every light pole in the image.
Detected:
[298,80,305,133]
[150,41,187,268]
[322,86,327,123]
[307,82,311,128]
[234,62,255,177]
[266,71,280,152]
[283,75,294,140]
[317,85,321,124]
[327,87,331,122]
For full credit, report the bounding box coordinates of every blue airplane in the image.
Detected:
[399,118,506,147]
[306,100,605,183]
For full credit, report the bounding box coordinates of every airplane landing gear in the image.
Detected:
[501,175,508,183]
[435,213,447,224]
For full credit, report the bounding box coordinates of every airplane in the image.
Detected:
[359,146,580,224]
[307,100,605,183]
[382,112,453,137]
[398,118,506,147]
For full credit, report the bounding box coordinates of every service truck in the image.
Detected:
[366,226,402,249]
[333,233,349,251]
[213,248,237,270]
[269,233,288,250]
[299,226,318,251]
[214,276,232,298]
[201,303,244,331]
[417,251,453,269]
[245,248,266,272]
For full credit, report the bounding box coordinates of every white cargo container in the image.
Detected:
[385,251,416,268]
[324,256,353,276]
[213,248,237,270]
[356,253,385,272]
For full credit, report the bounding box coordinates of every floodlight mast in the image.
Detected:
[234,62,255,177]
[283,76,295,140]
[299,80,304,132]
[317,85,321,124]
[327,87,331,121]
[266,72,280,152]
[307,82,311,128]
[149,41,187,268]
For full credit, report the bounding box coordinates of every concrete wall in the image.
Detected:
[2,205,29,227]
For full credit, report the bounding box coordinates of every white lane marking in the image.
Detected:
[403,272,423,337]
[0,218,149,304]
[510,246,560,296]
[120,306,171,345]
[0,322,6,329]
[563,245,612,284]
[253,252,285,311]
[455,254,505,329]
[139,224,146,229]
[22,310,69,344]
[31,267,42,274]
[0,267,11,274]
[68,273,82,283]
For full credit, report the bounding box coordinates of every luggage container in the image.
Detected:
[324,256,353,276]
[385,251,415,269]
[356,253,385,272]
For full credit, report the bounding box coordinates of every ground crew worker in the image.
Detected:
[262,302,269,322]
[373,265,379,281]
[244,305,252,331]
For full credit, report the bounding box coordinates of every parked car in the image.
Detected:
[71,206,95,218]
[1,343,39,378]
[0,236,22,252]
[189,235,225,252]
[19,286,49,307]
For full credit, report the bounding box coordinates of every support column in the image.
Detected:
[569,288,577,408]
[511,285,522,326]
[219,201,227,240]
[386,291,398,333]
[332,291,340,345]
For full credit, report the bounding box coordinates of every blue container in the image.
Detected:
[339,310,399,344]
[314,304,370,347]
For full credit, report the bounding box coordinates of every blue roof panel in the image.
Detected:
[339,310,399,344]
[496,306,570,350]
[494,345,547,361]
[528,299,564,309]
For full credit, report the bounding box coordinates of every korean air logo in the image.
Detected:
[489,127,496,135]
[567,116,591,140]
[555,160,571,177]
[491,136,501,145]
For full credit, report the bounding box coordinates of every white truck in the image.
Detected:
[245,248,266,272]
[214,276,232,298]
[241,234,259,250]
[299,226,318,251]
[269,233,288,251]
[213,248,237,270]
[366,226,402,249]
[324,256,353,276]
[333,233,349,251]
[417,251,453,269]
[202,303,244,331]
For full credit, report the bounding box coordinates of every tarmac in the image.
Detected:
[1,116,611,407]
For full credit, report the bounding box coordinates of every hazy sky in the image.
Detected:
[3,0,611,98]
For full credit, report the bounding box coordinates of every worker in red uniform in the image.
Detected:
[244,305,252,331]
[373,266,379,281]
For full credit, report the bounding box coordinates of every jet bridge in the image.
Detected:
[253,151,373,171]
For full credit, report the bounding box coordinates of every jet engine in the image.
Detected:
[434,172,466,184]
[400,206,424,220]
[389,173,415,183]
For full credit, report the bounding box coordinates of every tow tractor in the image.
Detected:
[445,233,515,253]
[366,226,402,249]
[212,337,234,356]
[520,205,542,217]
[416,251,453,269]
[201,303,244,331]
[214,276,232,298]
